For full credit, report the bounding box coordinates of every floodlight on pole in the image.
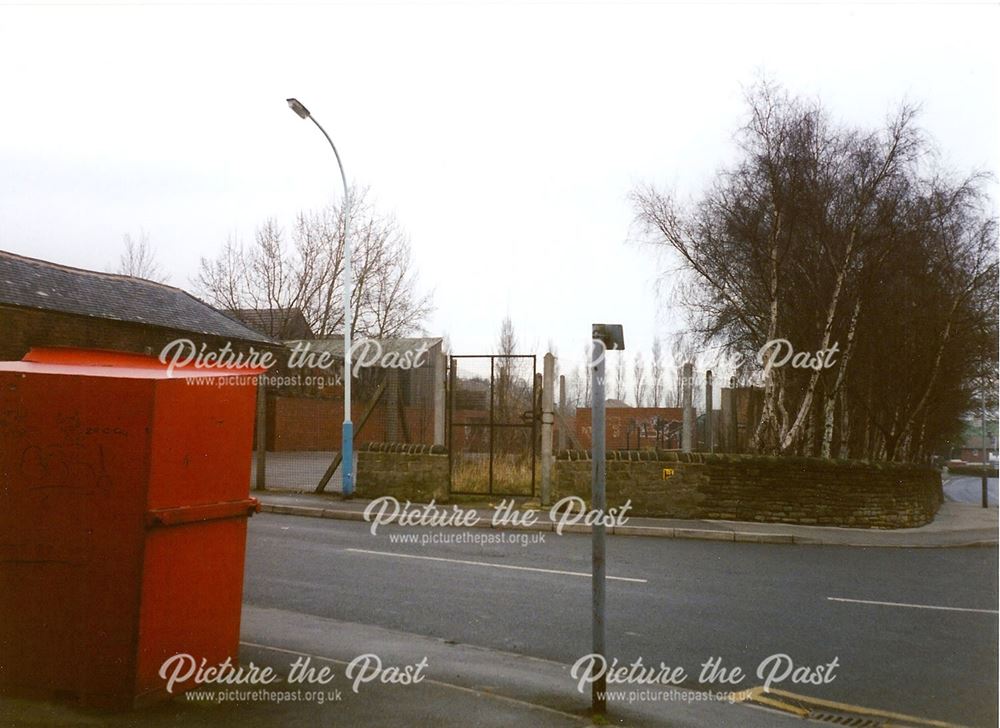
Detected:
[286,97,354,498]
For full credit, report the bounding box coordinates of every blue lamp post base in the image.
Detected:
[342,421,354,499]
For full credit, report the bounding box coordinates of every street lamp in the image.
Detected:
[589,323,624,716]
[286,97,354,498]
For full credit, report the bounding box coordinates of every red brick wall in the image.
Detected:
[268,395,434,451]
[575,407,684,449]
[0,304,278,363]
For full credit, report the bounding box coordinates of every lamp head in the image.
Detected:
[592,323,625,351]
[286,98,311,119]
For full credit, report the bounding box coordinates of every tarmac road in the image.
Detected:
[944,475,999,507]
[244,514,999,727]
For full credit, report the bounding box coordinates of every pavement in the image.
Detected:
[255,489,999,548]
[1,605,806,727]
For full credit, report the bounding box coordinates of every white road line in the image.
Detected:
[827,597,998,614]
[344,548,648,584]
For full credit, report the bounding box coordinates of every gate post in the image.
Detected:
[705,370,714,453]
[541,353,555,506]
[558,374,567,452]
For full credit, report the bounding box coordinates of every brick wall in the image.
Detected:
[267,396,435,451]
[0,305,278,363]
[553,451,942,529]
[575,407,684,449]
[356,443,449,501]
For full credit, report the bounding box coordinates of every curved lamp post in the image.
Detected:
[286,97,354,498]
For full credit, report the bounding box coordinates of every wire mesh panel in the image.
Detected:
[490,426,535,496]
[449,356,492,495]
[449,354,537,496]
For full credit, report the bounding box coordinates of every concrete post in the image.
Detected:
[682,362,693,453]
[558,374,567,452]
[433,351,446,447]
[705,370,714,453]
[386,369,400,442]
[254,379,267,491]
[541,353,555,506]
[730,376,738,453]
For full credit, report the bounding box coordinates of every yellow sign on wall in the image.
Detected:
[662,467,675,480]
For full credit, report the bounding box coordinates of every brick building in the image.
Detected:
[0,249,275,362]
[224,308,314,340]
[574,406,685,450]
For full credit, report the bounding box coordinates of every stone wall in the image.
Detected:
[553,451,942,529]
[357,443,449,501]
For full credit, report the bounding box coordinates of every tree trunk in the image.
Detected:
[820,297,861,458]
[752,211,783,453]
[837,387,850,459]
[780,230,856,453]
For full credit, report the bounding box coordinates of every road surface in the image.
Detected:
[944,475,999,507]
[244,514,998,727]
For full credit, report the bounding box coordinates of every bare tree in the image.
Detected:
[493,316,533,457]
[196,187,433,340]
[494,315,522,419]
[614,352,627,402]
[568,366,584,409]
[632,352,648,407]
[650,337,664,407]
[116,230,167,282]
[633,80,998,461]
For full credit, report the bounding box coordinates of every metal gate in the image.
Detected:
[447,354,538,496]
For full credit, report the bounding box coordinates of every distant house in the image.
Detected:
[0,249,275,362]
[951,418,999,464]
[224,308,314,341]
[575,406,685,449]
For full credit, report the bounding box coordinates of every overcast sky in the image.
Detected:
[1,1,997,386]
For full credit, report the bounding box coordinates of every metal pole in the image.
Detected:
[304,113,354,498]
[682,362,693,453]
[489,357,495,496]
[590,339,607,715]
[982,382,989,509]
[254,379,267,491]
[541,353,555,507]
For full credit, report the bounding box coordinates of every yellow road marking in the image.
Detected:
[733,685,968,728]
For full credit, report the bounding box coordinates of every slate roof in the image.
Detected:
[0,249,273,344]
[605,398,632,408]
[225,308,314,340]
